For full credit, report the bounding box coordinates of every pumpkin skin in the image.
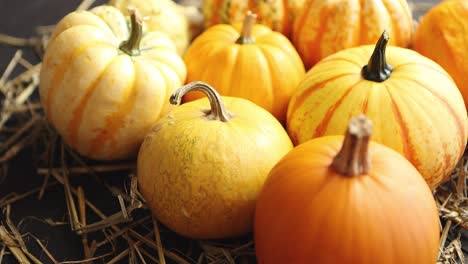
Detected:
[293,0,413,69]
[39,6,186,160]
[287,32,468,189]
[109,0,190,55]
[413,0,468,110]
[255,115,440,264]
[183,12,305,123]
[137,82,293,239]
[203,0,291,36]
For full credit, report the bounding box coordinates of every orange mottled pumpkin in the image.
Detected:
[413,0,468,110]
[203,0,291,36]
[255,115,440,264]
[287,32,468,188]
[183,12,305,122]
[293,0,413,69]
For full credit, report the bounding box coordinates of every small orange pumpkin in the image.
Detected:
[413,0,468,110]
[255,115,440,264]
[183,11,305,123]
[287,31,468,188]
[292,0,413,69]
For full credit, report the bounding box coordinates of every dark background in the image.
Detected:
[0,0,458,264]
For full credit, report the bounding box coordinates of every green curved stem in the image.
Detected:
[120,7,143,56]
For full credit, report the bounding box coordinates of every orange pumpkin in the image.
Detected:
[203,0,291,36]
[287,31,468,188]
[293,0,413,69]
[183,11,305,123]
[255,115,440,264]
[413,0,468,110]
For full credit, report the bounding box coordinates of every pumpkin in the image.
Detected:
[137,81,293,239]
[254,115,440,264]
[183,11,305,123]
[413,0,468,110]
[39,6,186,160]
[109,0,190,55]
[203,0,291,36]
[287,31,468,189]
[292,0,413,69]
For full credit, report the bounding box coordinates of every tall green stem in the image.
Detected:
[120,8,143,56]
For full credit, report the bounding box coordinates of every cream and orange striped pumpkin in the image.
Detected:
[287,32,468,189]
[203,0,291,36]
[39,6,186,160]
[292,0,413,69]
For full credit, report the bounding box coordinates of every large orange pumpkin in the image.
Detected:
[293,0,413,69]
[287,31,468,188]
[413,0,468,110]
[39,6,186,160]
[255,115,440,264]
[203,0,291,36]
[183,11,305,123]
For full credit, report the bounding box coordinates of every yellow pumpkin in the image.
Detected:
[287,31,468,189]
[137,81,293,239]
[293,0,413,69]
[109,0,190,55]
[39,6,186,160]
[203,0,291,36]
[183,12,305,123]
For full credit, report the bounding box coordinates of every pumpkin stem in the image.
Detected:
[235,11,257,44]
[361,31,393,82]
[120,7,143,56]
[170,81,233,122]
[331,115,372,176]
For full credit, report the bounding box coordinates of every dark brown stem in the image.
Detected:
[361,31,393,82]
[120,8,143,56]
[331,115,372,176]
[235,11,257,44]
[170,81,233,122]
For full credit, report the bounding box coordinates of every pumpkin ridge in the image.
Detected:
[88,61,137,157]
[287,73,353,123]
[393,62,452,79]
[89,11,125,42]
[386,86,420,169]
[321,56,363,68]
[357,0,364,44]
[379,1,395,44]
[45,41,114,123]
[254,46,275,113]
[142,60,176,115]
[392,81,452,185]
[292,0,313,46]
[313,80,363,138]
[67,54,119,149]
[399,77,467,154]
